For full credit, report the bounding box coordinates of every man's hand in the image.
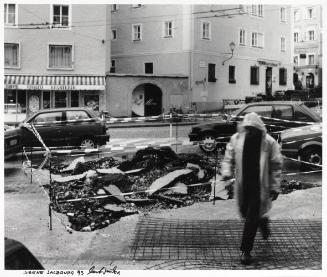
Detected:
[270,190,279,201]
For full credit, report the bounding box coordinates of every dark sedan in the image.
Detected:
[280,123,322,165]
[4,127,22,160]
[20,107,110,148]
[189,101,321,153]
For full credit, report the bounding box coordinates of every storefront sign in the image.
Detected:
[5,84,105,90]
[257,60,280,67]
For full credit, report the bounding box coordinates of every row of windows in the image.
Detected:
[294,7,317,22]
[4,4,70,27]
[4,43,74,69]
[293,54,316,66]
[110,59,287,86]
[293,30,316,43]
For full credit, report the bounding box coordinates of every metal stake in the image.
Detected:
[49,203,52,231]
[30,148,33,184]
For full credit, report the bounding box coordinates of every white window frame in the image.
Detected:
[307,53,315,65]
[293,55,299,66]
[111,28,117,40]
[306,7,316,19]
[4,42,21,69]
[294,32,299,43]
[239,28,247,46]
[47,43,74,70]
[308,29,315,41]
[280,7,286,23]
[280,37,286,52]
[111,4,119,12]
[258,5,264,17]
[163,20,174,38]
[251,5,258,16]
[4,3,18,27]
[251,31,264,48]
[294,9,300,22]
[201,20,211,40]
[132,24,142,41]
[50,4,72,29]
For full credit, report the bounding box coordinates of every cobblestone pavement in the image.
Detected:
[132,217,321,270]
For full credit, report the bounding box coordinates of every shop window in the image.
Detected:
[279,68,287,85]
[4,43,19,68]
[4,4,16,26]
[52,5,70,27]
[55,92,67,108]
[71,91,79,107]
[250,66,259,85]
[43,91,51,109]
[84,95,99,112]
[208,63,216,82]
[144,62,153,74]
[49,45,73,69]
[229,66,236,83]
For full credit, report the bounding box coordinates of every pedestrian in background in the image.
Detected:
[221,112,282,265]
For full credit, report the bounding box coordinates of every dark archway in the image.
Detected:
[306,73,314,88]
[132,83,162,117]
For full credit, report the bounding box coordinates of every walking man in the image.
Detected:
[221,112,282,265]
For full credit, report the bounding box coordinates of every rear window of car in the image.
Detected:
[239,105,272,117]
[66,111,91,121]
[33,112,62,123]
[272,105,293,120]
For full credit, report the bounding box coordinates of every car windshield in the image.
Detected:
[300,103,321,122]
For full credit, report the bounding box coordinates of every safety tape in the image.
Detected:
[283,156,322,168]
[229,114,316,125]
[284,170,322,176]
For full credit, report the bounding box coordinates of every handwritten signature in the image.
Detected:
[87,264,120,275]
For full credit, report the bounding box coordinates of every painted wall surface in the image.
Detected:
[111,4,191,75]
[4,4,109,76]
[106,76,189,117]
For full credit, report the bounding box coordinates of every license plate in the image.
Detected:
[10,139,17,146]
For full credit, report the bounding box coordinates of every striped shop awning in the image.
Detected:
[4,75,106,90]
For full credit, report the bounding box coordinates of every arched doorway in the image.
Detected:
[306,73,314,88]
[132,83,162,116]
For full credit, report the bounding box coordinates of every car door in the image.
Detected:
[62,110,98,146]
[237,105,278,133]
[23,111,63,147]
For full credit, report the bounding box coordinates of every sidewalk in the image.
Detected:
[4,165,322,270]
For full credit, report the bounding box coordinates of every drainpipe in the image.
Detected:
[189,5,194,107]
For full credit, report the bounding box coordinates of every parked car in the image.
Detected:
[189,101,321,153]
[4,127,22,160]
[19,108,110,148]
[5,238,44,270]
[280,123,322,165]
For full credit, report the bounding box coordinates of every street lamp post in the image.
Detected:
[222,42,235,66]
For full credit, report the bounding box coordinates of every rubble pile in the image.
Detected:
[280,179,321,194]
[48,147,217,231]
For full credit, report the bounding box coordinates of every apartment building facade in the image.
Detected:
[292,5,322,89]
[4,4,111,123]
[109,4,293,116]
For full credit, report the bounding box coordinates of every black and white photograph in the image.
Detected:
[2,1,325,275]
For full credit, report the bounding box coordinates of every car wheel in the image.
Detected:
[300,147,322,166]
[80,137,96,149]
[199,134,217,154]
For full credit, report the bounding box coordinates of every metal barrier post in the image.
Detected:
[30,148,33,184]
[169,113,173,141]
[175,114,178,152]
[49,203,52,231]
[213,148,218,206]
